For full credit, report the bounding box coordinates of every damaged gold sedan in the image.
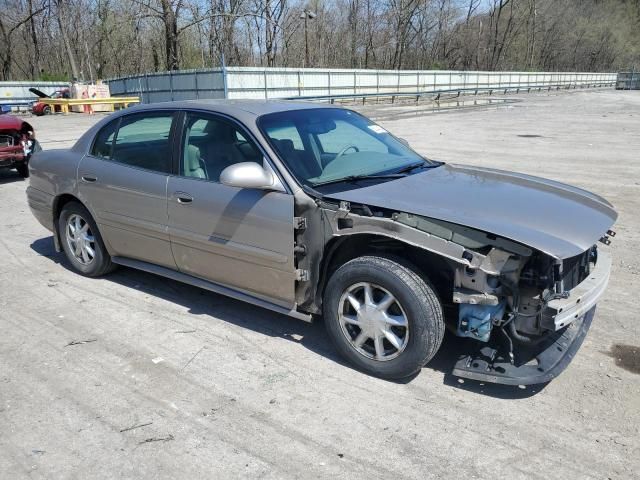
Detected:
[27,101,617,384]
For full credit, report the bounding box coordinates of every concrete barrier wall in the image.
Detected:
[107,67,617,103]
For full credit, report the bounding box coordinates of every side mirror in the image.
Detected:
[220,162,278,190]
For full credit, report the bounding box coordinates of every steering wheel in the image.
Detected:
[334,144,360,159]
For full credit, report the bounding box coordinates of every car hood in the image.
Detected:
[28,87,50,99]
[0,115,32,132]
[325,163,617,259]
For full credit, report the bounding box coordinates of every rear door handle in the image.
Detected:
[81,174,97,183]
[174,192,193,204]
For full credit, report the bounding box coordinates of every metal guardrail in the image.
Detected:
[39,96,140,114]
[285,80,616,104]
[107,68,617,104]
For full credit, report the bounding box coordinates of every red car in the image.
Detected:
[0,114,40,178]
[29,87,70,116]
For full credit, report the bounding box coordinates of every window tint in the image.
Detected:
[181,113,261,182]
[91,119,118,159]
[110,113,174,173]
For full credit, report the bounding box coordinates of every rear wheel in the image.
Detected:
[323,256,444,380]
[59,202,115,277]
[43,105,51,115]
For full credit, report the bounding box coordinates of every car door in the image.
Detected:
[167,111,296,307]
[77,111,177,269]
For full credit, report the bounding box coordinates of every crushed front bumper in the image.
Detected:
[451,248,610,385]
[452,306,596,385]
[546,249,611,330]
[0,147,26,168]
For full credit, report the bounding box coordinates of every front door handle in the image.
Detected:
[81,174,97,183]
[174,192,193,204]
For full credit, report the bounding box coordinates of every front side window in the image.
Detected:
[180,113,261,182]
[258,108,437,189]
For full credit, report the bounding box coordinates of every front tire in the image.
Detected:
[59,202,115,277]
[15,162,29,178]
[323,256,444,380]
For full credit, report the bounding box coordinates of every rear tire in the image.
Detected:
[58,202,116,277]
[323,256,444,380]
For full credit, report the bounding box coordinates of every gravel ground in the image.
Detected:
[1,89,638,479]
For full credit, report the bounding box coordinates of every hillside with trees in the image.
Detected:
[1,0,639,81]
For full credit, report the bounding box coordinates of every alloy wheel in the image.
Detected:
[338,282,409,361]
[65,213,96,265]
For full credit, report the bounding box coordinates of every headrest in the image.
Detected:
[202,120,236,144]
[274,138,294,152]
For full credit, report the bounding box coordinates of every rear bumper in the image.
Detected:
[452,306,596,385]
[26,186,55,232]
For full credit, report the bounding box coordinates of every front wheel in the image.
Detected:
[323,256,444,380]
[15,162,29,178]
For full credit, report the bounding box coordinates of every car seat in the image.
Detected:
[184,144,207,179]
[272,138,322,179]
[201,121,245,181]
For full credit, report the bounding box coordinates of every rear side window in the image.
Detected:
[91,120,118,159]
[111,114,174,173]
[90,112,174,174]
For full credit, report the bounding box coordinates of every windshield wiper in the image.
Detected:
[394,161,442,174]
[313,173,405,187]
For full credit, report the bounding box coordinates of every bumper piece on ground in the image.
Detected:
[452,306,596,385]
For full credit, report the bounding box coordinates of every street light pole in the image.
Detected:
[304,15,309,68]
[300,9,316,68]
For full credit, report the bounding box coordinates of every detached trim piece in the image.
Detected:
[111,256,312,322]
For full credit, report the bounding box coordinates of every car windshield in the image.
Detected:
[258,108,438,189]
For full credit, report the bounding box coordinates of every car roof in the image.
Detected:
[123,99,336,118]
[70,99,340,154]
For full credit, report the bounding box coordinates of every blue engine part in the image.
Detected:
[457,301,506,342]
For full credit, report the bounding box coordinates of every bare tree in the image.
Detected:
[0,1,46,80]
[1,0,638,80]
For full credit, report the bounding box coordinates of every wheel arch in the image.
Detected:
[315,233,456,313]
[51,193,102,253]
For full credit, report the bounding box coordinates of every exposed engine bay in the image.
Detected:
[292,195,614,384]
[0,117,38,176]
[0,132,36,159]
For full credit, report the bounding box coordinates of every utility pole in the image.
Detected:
[300,9,317,68]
